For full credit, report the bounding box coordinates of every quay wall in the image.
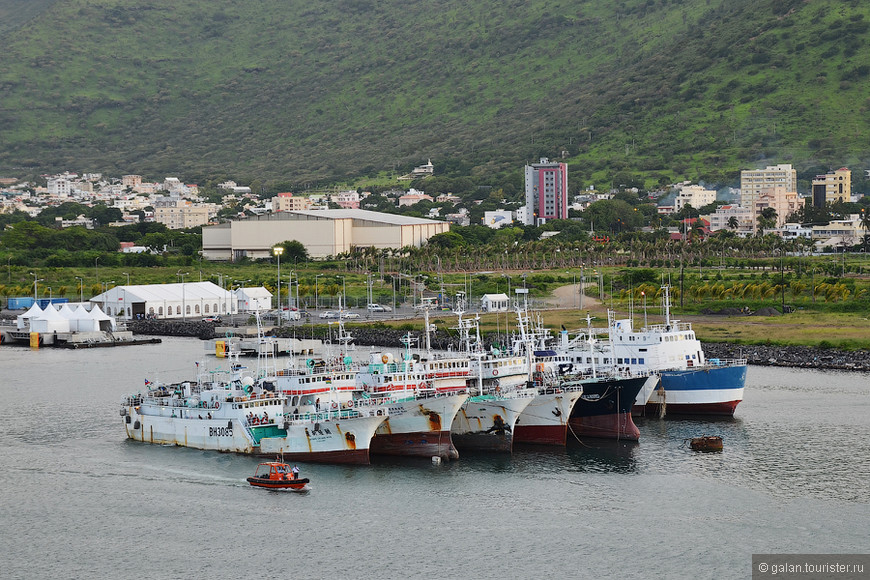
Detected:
[124,320,869,373]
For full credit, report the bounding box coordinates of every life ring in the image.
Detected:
[214,401,220,410]
[306,359,315,368]
[331,401,338,410]
[381,354,389,364]
[245,385,253,394]
[492,369,498,376]
[347,399,355,408]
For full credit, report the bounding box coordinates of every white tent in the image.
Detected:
[30,304,71,333]
[58,303,78,320]
[88,304,116,332]
[17,303,43,330]
[235,287,273,312]
[90,282,238,320]
[69,304,99,332]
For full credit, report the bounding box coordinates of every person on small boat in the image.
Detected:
[291,465,299,479]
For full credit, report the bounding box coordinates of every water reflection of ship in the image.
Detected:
[565,437,639,473]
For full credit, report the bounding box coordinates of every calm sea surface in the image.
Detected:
[1,337,868,579]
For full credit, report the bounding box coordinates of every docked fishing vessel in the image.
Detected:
[120,317,388,464]
[566,373,651,440]
[554,286,746,416]
[451,392,535,452]
[356,310,470,460]
[449,298,535,452]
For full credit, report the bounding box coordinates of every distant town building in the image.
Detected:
[703,205,754,236]
[754,185,799,230]
[332,190,360,209]
[524,158,568,225]
[397,189,433,207]
[122,175,142,190]
[812,167,851,208]
[400,159,435,180]
[153,200,217,229]
[55,215,94,229]
[272,192,312,212]
[740,164,797,210]
[674,184,717,213]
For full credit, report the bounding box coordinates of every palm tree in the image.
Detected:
[727,216,739,231]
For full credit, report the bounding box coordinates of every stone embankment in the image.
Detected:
[126,320,868,373]
[703,342,870,372]
[128,320,217,340]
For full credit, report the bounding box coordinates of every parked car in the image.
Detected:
[202,316,222,323]
[319,311,338,319]
[367,303,392,312]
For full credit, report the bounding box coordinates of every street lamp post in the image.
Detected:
[95,256,100,281]
[178,272,189,320]
[315,274,323,310]
[273,246,284,312]
[29,272,43,301]
[337,276,346,308]
[75,276,84,303]
[102,281,115,313]
[122,272,130,286]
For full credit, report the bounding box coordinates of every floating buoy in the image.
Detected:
[432,456,442,465]
[689,435,723,452]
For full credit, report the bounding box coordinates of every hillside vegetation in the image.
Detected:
[1,0,869,186]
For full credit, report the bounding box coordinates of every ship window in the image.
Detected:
[639,358,644,364]
[617,358,623,364]
[631,358,637,364]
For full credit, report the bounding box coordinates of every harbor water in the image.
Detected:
[1,337,868,579]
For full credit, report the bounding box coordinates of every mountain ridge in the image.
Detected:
[1,0,868,188]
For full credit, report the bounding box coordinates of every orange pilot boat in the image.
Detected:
[247,462,310,491]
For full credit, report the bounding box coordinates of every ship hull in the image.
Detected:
[568,376,647,441]
[644,365,746,416]
[124,408,386,465]
[514,390,583,446]
[451,396,533,452]
[371,394,468,460]
[259,415,387,464]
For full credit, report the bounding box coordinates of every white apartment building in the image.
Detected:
[702,204,754,235]
[674,184,717,212]
[740,164,797,209]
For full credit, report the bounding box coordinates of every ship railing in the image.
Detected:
[279,406,387,426]
[705,358,747,367]
[122,395,144,406]
[640,321,693,333]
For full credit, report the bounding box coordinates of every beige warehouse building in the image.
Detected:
[202,209,450,260]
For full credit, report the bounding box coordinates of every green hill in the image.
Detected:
[1,0,869,187]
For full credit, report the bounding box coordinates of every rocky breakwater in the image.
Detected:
[128,320,216,340]
[703,342,870,372]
